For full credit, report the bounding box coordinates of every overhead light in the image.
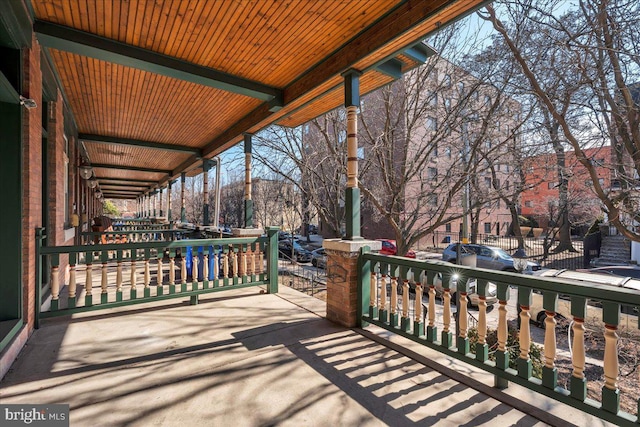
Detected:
[95,191,103,199]
[19,96,37,109]
[88,179,98,189]
[79,162,93,180]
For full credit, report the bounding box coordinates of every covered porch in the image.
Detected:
[1,286,595,426]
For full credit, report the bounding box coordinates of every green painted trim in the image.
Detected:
[542,291,558,312]
[362,315,637,427]
[602,301,620,326]
[266,227,279,294]
[41,281,265,318]
[359,253,640,307]
[357,246,371,328]
[80,133,202,155]
[402,43,435,63]
[542,366,558,389]
[0,0,32,49]
[345,187,361,240]
[34,20,282,102]
[0,101,23,325]
[342,69,361,108]
[518,287,532,307]
[0,319,23,353]
[375,58,403,79]
[0,71,20,104]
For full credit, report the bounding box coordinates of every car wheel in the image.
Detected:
[536,311,547,328]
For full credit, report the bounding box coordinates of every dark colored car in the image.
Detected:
[377,239,416,258]
[311,248,327,268]
[278,240,312,263]
[442,243,541,273]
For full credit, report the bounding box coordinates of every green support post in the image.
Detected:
[35,228,45,329]
[475,279,489,362]
[570,296,587,401]
[357,246,371,328]
[602,301,620,414]
[244,133,254,228]
[180,172,186,222]
[456,276,470,355]
[266,227,279,294]
[101,250,109,304]
[517,287,532,380]
[426,271,437,342]
[542,291,559,389]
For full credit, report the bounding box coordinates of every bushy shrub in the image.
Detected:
[467,325,544,379]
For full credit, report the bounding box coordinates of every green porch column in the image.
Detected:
[244,133,253,227]
[203,159,211,225]
[167,181,172,221]
[180,172,186,222]
[342,69,362,240]
[152,190,157,217]
[159,187,163,217]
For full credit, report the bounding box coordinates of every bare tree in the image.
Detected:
[482,0,640,241]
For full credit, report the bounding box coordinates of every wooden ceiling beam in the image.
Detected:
[34,20,284,104]
[98,178,159,185]
[198,0,457,162]
[92,163,172,174]
[80,134,202,155]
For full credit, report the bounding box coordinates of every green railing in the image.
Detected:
[36,227,279,322]
[78,228,185,245]
[358,249,640,426]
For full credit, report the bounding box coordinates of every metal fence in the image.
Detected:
[419,231,586,271]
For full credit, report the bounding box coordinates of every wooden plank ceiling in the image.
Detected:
[32,0,486,198]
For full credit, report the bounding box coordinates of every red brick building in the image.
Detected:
[520,146,612,231]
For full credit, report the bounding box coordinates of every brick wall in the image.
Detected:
[325,250,360,327]
[21,34,42,330]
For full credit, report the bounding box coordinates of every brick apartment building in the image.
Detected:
[308,55,520,246]
[520,146,612,231]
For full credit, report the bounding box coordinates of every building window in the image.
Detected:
[443,74,452,88]
[484,222,492,234]
[548,182,555,189]
[445,223,452,232]
[598,178,605,186]
[428,91,437,107]
[428,194,438,206]
[445,146,452,158]
[426,116,437,132]
[525,200,533,207]
[484,177,492,187]
[433,142,438,157]
[457,81,465,94]
[427,167,438,180]
[444,98,451,111]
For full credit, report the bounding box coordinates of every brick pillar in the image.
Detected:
[22,34,43,330]
[324,239,381,327]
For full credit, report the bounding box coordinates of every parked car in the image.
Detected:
[377,239,416,258]
[311,248,327,269]
[582,265,640,279]
[442,243,541,273]
[404,262,498,308]
[278,231,293,241]
[278,240,312,263]
[532,269,640,331]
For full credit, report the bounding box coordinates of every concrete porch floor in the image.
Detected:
[1,286,613,427]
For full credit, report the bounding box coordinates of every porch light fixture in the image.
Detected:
[88,179,98,189]
[512,248,528,273]
[94,191,102,199]
[19,95,37,109]
[79,163,93,180]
